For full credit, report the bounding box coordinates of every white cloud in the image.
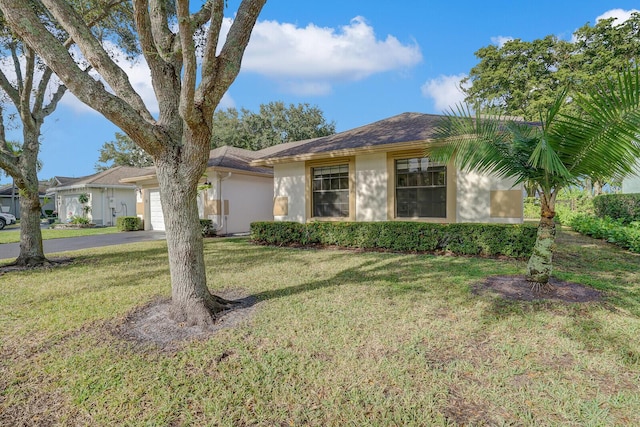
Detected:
[596,8,639,24]
[242,16,422,94]
[35,15,423,113]
[421,74,469,113]
[490,36,513,47]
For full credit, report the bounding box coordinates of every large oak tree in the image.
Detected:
[0,0,131,266]
[0,0,267,326]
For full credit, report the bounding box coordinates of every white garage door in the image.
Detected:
[149,190,165,231]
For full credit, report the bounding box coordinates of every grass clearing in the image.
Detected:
[0,226,121,244]
[1,229,640,425]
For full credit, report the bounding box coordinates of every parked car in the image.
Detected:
[0,212,16,229]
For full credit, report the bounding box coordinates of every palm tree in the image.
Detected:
[428,69,640,291]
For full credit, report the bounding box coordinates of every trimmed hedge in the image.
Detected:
[116,216,142,231]
[569,213,640,253]
[593,193,640,224]
[250,221,538,259]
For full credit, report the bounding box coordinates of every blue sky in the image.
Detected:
[2,1,639,183]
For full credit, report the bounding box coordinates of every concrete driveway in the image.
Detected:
[0,231,166,261]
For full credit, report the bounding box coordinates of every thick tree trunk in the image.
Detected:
[155,157,235,327]
[15,183,47,266]
[13,130,49,267]
[526,193,556,291]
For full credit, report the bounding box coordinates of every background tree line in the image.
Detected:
[461,12,640,195]
[96,101,336,171]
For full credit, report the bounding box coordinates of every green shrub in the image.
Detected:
[200,219,216,237]
[70,215,90,225]
[524,197,540,219]
[593,193,640,224]
[250,221,537,259]
[570,213,640,253]
[116,216,142,231]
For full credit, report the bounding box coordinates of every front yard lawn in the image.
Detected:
[0,226,121,244]
[1,228,639,425]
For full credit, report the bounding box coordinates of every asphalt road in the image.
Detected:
[0,231,166,261]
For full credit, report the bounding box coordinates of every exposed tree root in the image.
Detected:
[528,281,556,294]
[1,257,72,274]
[169,291,244,328]
[11,256,52,268]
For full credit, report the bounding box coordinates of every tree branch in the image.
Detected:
[149,0,175,60]
[9,42,23,91]
[40,0,154,122]
[20,47,36,124]
[0,0,165,155]
[177,0,197,125]
[199,0,224,113]
[198,0,266,113]
[0,67,20,108]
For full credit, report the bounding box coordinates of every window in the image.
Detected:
[312,164,349,217]
[395,158,446,218]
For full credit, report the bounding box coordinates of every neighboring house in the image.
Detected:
[47,166,149,226]
[0,181,56,219]
[251,112,524,224]
[121,146,273,234]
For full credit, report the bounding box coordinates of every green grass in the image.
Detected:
[1,229,640,425]
[0,226,121,244]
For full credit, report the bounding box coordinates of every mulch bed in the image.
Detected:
[474,275,603,302]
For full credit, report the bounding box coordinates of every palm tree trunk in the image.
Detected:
[526,192,557,291]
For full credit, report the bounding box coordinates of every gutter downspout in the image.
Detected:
[215,172,232,234]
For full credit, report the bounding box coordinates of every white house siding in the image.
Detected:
[56,187,136,226]
[355,153,388,221]
[273,163,306,223]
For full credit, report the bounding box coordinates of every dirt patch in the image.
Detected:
[474,275,603,302]
[116,289,259,351]
[0,257,74,275]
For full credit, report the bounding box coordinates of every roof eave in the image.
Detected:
[251,140,431,166]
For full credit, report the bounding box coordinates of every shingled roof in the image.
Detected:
[207,145,272,175]
[49,166,151,190]
[0,181,51,196]
[252,112,444,164]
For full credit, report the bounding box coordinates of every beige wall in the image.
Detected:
[273,162,306,223]
[456,170,523,223]
[355,153,388,221]
[198,172,273,234]
[272,152,523,225]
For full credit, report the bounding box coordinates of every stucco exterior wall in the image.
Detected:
[355,153,388,221]
[272,156,523,225]
[456,170,491,223]
[222,174,273,234]
[456,171,523,223]
[273,162,306,223]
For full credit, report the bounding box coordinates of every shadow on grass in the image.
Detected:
[554,229,640,316]
[247,253,503,304]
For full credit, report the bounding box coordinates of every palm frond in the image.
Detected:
[429,106,525,179]
[550,68,640,180]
